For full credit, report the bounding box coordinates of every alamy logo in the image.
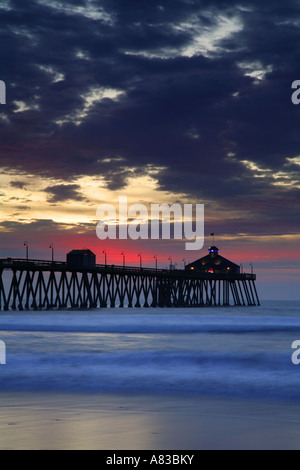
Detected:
[0,80,6,104]
[96,196,204,250]
[0,340,6,364]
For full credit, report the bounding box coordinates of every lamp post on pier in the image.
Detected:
[102,250,107,266]
[24,241,28,261]
[121,251,125,268]
[49,243,54,262]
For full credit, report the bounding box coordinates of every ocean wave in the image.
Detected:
[1,312,300,334]
[0,349,298,401]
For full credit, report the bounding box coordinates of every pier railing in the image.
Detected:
[0,257,256,279]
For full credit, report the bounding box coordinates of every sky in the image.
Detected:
[0,0,299,300]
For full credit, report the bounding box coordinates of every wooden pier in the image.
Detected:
[0,257,260,310]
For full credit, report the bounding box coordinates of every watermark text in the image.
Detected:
[96,197,204,251]
[291,340,300,364]
[0,340,6,364]
[0,80,6,104]
[291,80,300,105]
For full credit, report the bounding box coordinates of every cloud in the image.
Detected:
[10,180,27,189]
[44,184,86,203]
[0,0,300,240]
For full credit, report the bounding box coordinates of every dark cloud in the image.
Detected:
[10,180,27,189]
[44,184,85,203]
[0,217,96,235]
[0,0,300,235]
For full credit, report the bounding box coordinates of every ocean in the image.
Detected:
[1,300,300,450]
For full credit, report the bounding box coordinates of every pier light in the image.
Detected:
[102,250,107,266]
[121,251,125,267]
[49,243,54,262]
[138,253,142,269]
[153,255,158,270]
[24,241,28,260]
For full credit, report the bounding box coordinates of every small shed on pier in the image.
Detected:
[66,249,96,268]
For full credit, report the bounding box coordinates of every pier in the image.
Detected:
[0,256,259,311]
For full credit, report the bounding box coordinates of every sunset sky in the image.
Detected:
[0,0,300,300]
